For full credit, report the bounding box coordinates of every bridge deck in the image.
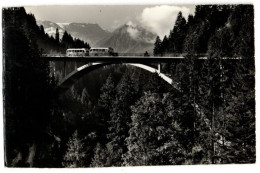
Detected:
[43,54,241,63]
[43,56,206,63]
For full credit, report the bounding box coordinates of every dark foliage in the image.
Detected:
[3,7,56,166]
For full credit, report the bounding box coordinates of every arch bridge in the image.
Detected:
[43,55,197,91]
[43,54,241,143]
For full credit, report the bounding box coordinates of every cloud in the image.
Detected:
[126,21,139,39]
[111,20,121,30]
[126,21,136,27]
[140,5,192,38]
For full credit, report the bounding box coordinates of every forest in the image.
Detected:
[2,5,255,167]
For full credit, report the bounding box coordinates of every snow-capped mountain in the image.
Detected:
[37,21,156,53]
[37,21,64,36]
[37,21,111,46]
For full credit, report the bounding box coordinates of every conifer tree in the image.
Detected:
[3,7,54,166]
[89,74,117,166]
[153,36,162,56]
[168,11,187,53]
[123,92,177,165]
[98,74,116,111]
[55,27,59,43]
[161,35,169,55]
[105,74,137,166]
[39,25,45,35]
[90,143,109,167]
[61,30,74,48]
[62,131,86,167]
[206,5,255,163]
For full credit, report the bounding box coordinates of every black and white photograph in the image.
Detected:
[1,0,257,170]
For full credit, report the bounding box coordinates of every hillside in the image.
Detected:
[37,21,156,53]
[97,24,156,53]
[37,21,111,46]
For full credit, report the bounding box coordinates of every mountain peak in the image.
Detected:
[37,20,111,46]
[97,23,156,53]
[37,20,156,53]
[113,23,156,44]
[56,23,70,29]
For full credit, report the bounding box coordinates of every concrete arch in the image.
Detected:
[58,62,174,90]
[57,62,210,132]
[128,64,173,85]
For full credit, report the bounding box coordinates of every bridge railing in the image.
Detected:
[116,53,206,57]
[42,53,195,57]
[117,53,145,56]
[42,54,66,57]
[42,53,210,57]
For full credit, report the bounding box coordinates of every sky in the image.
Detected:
[25,5,195,38]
